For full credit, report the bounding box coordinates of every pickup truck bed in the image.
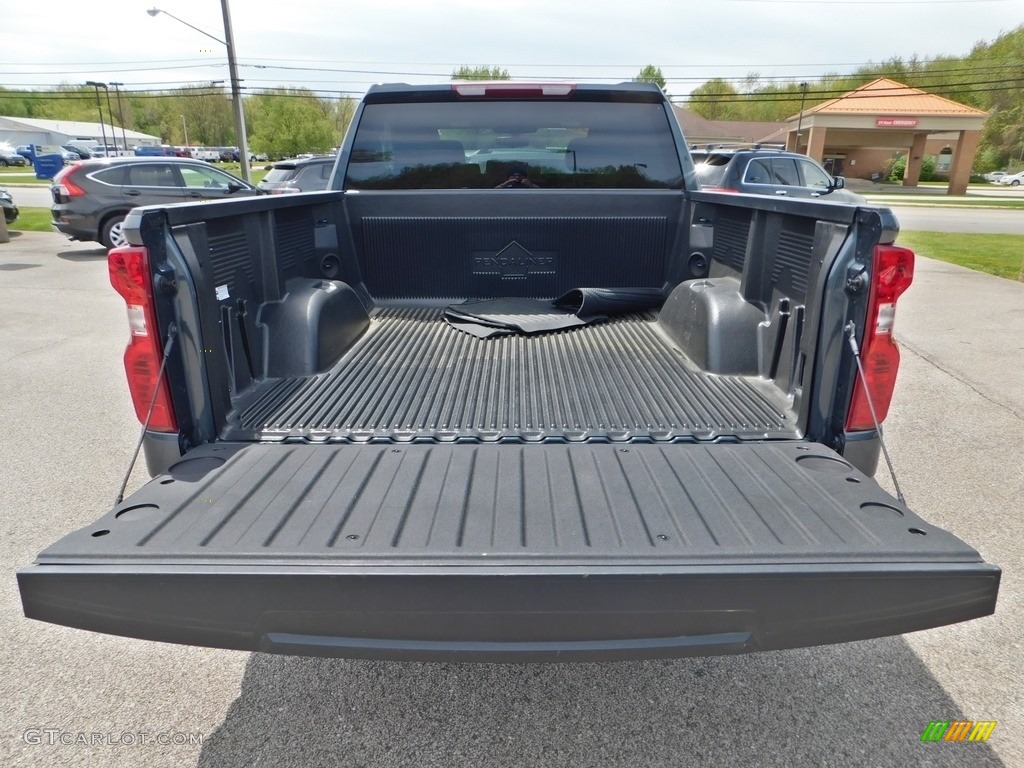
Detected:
[18,189,1000,661]
[225,308,795,444]
[18,82,999,661]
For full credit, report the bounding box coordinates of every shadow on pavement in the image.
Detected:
[196,639,1002,767]
[57,248,108,261]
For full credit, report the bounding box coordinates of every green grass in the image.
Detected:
[218,162,271,184]
[897,231,1024,280]
[8,207,52,232]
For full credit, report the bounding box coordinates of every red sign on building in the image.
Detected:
[876,117,919,128]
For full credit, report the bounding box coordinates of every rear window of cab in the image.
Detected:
[344,100,684,190]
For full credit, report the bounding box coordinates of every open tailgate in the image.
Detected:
[19,442,999,661]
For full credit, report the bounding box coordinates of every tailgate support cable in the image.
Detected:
[114,323,178,506]
[845,322,905,504]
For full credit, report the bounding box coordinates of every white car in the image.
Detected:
[191,147,222,162]
[983,171,1007,183]
[996,171,1024,186]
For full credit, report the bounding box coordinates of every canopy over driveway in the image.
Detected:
[783,78,988,195]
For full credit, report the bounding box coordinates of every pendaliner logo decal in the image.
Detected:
[472,241,556,279]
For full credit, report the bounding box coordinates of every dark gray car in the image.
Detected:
[51,156,259,249]
[256,155,335,194]
[691,147,866,204]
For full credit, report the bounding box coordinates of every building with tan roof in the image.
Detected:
[782,78,988,194]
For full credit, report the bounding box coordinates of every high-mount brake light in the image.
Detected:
[108,245,178,433]
[845,244,915,432]
[452,82,575,98]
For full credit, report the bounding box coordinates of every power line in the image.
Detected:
[3,59,1020,93]
[3,67,1020,93]
[5,84,1018,105]
[3,53,1019,69]
[720,0,1008,3]
[3,64,1021,105]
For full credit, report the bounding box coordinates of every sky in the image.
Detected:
[2,0,1022,102]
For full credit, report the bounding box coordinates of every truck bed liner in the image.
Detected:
[34,442,984,565]
[225,308,797,444]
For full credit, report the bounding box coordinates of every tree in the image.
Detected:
[177,84,234,146]
[678,22,1024,165]
[246,88,337,158]
[632,65,666,91]
[333,97,357,139]
[450,65,510,81]
[686,79,742,121]
[884,153,937,183]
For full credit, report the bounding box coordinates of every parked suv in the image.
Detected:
[256,155,335,194]
[691,147,866,204]
[51,156,259,249]
[0,147,28,167]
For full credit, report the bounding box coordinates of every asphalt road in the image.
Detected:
[4,185,52,209]
[886,205,1024,235]
[0,232,1021,768]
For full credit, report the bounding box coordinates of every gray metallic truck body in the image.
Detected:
[18,83,999,661]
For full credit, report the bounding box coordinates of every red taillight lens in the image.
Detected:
[54,166,86,198]
[108,246,178,433]
[845,244,915,432]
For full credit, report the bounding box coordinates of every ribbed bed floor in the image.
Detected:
[226,308,797,443]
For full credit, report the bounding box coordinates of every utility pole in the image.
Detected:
[181,115,189,151]
[85,81,108,153]
[110,82,129,151]
[148,4,250,181]
[219,0,251,181]
[796,82,809,152]
[102,86,117,151]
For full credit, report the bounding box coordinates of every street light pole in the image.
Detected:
[110,82,129,152]
[147,5,251,181]
[85,81,108,154]
[181,114,189,151]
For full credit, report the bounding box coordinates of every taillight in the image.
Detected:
[54,165,86,198]
[845,244,915,432]
[108,246,178,433]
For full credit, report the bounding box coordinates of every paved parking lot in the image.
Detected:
[0,231,1020,767]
